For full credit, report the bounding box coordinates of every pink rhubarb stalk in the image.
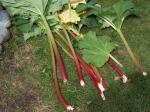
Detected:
[77,54,106,100]
[53,46,68,83]
[40,13,71,110]
[56,40,106,100]
[41,14,68,83]
[62,27,85,86]
[52,62,74,111]
[107,60,128,83]
[91,66,108,91]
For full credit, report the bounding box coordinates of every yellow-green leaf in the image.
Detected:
[58,9,80,24]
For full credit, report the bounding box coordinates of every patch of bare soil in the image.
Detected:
[0,86,38,112]
[0,42,42,112]
[0,42,40,76]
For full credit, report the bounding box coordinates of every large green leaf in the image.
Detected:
[100,0,137,29]
[113,0,135,19]
[0,0,66,39]
[0,0,43,15]
[78,31,116,67]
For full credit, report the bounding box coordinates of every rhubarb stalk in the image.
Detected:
[40,14,73,110]
[40,14,68,83]
[52,49,73,110]
[107,59,128,83]
[78,56,106,100]
[91,65,108,91]
[55,42,106,100]
[56,27,85,86]
[116,29,147,76]
[100,16,147,76]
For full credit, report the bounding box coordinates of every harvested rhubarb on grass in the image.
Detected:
[52,59,74,111]
[107,60,128,83]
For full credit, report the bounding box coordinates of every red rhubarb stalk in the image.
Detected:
[40,14,68,83]
[107,60,128,83]
[52,64,74,111]
[55,41,106,100]
[41,15,73,110]
[91,66,108,91]
[76,54,106,100]
[53,46,68,82]
[57,27,85,86]
[51,45,73,110]
[80,61,106,100]
[76,53,108,91]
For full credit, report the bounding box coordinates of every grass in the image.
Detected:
[0,0,150,112]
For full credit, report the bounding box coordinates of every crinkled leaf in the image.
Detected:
[0,0,46,15]
[100,0,137,29]
[81,16,101,27]
[23,27,43,41]
[87,0,98,5]
[58,9,80,24]
[76,1,101,28]
[46,15,61,29]
[12,15,39,33]
[113,0,135,19]
[78,31,116,67]
[76,2,101,16]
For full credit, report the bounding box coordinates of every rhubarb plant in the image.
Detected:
[0,0,146,111]
[97,0,147,75]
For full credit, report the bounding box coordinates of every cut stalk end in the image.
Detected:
[80,80,85,87]
[142,72,147,76]
[63,79,68,83]
[98,82,105,92]
[66,105,74,111]
[122,75,128,83]
[101,92,106,101]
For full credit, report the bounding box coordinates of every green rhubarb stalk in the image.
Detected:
[116,29,147,76]
[109,54,123,67]
[101,16,147,76]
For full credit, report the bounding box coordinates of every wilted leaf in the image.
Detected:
[58,9,80,24]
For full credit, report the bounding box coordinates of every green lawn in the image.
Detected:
[0,0,150,112]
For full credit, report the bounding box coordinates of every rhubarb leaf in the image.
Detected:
[49,0,69,13]
[75,1,101,28]
[100,0,137,29]
[58,9,80,24]
[78,31,116,67]
[70,0,86,9]
[81,16,101,27]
